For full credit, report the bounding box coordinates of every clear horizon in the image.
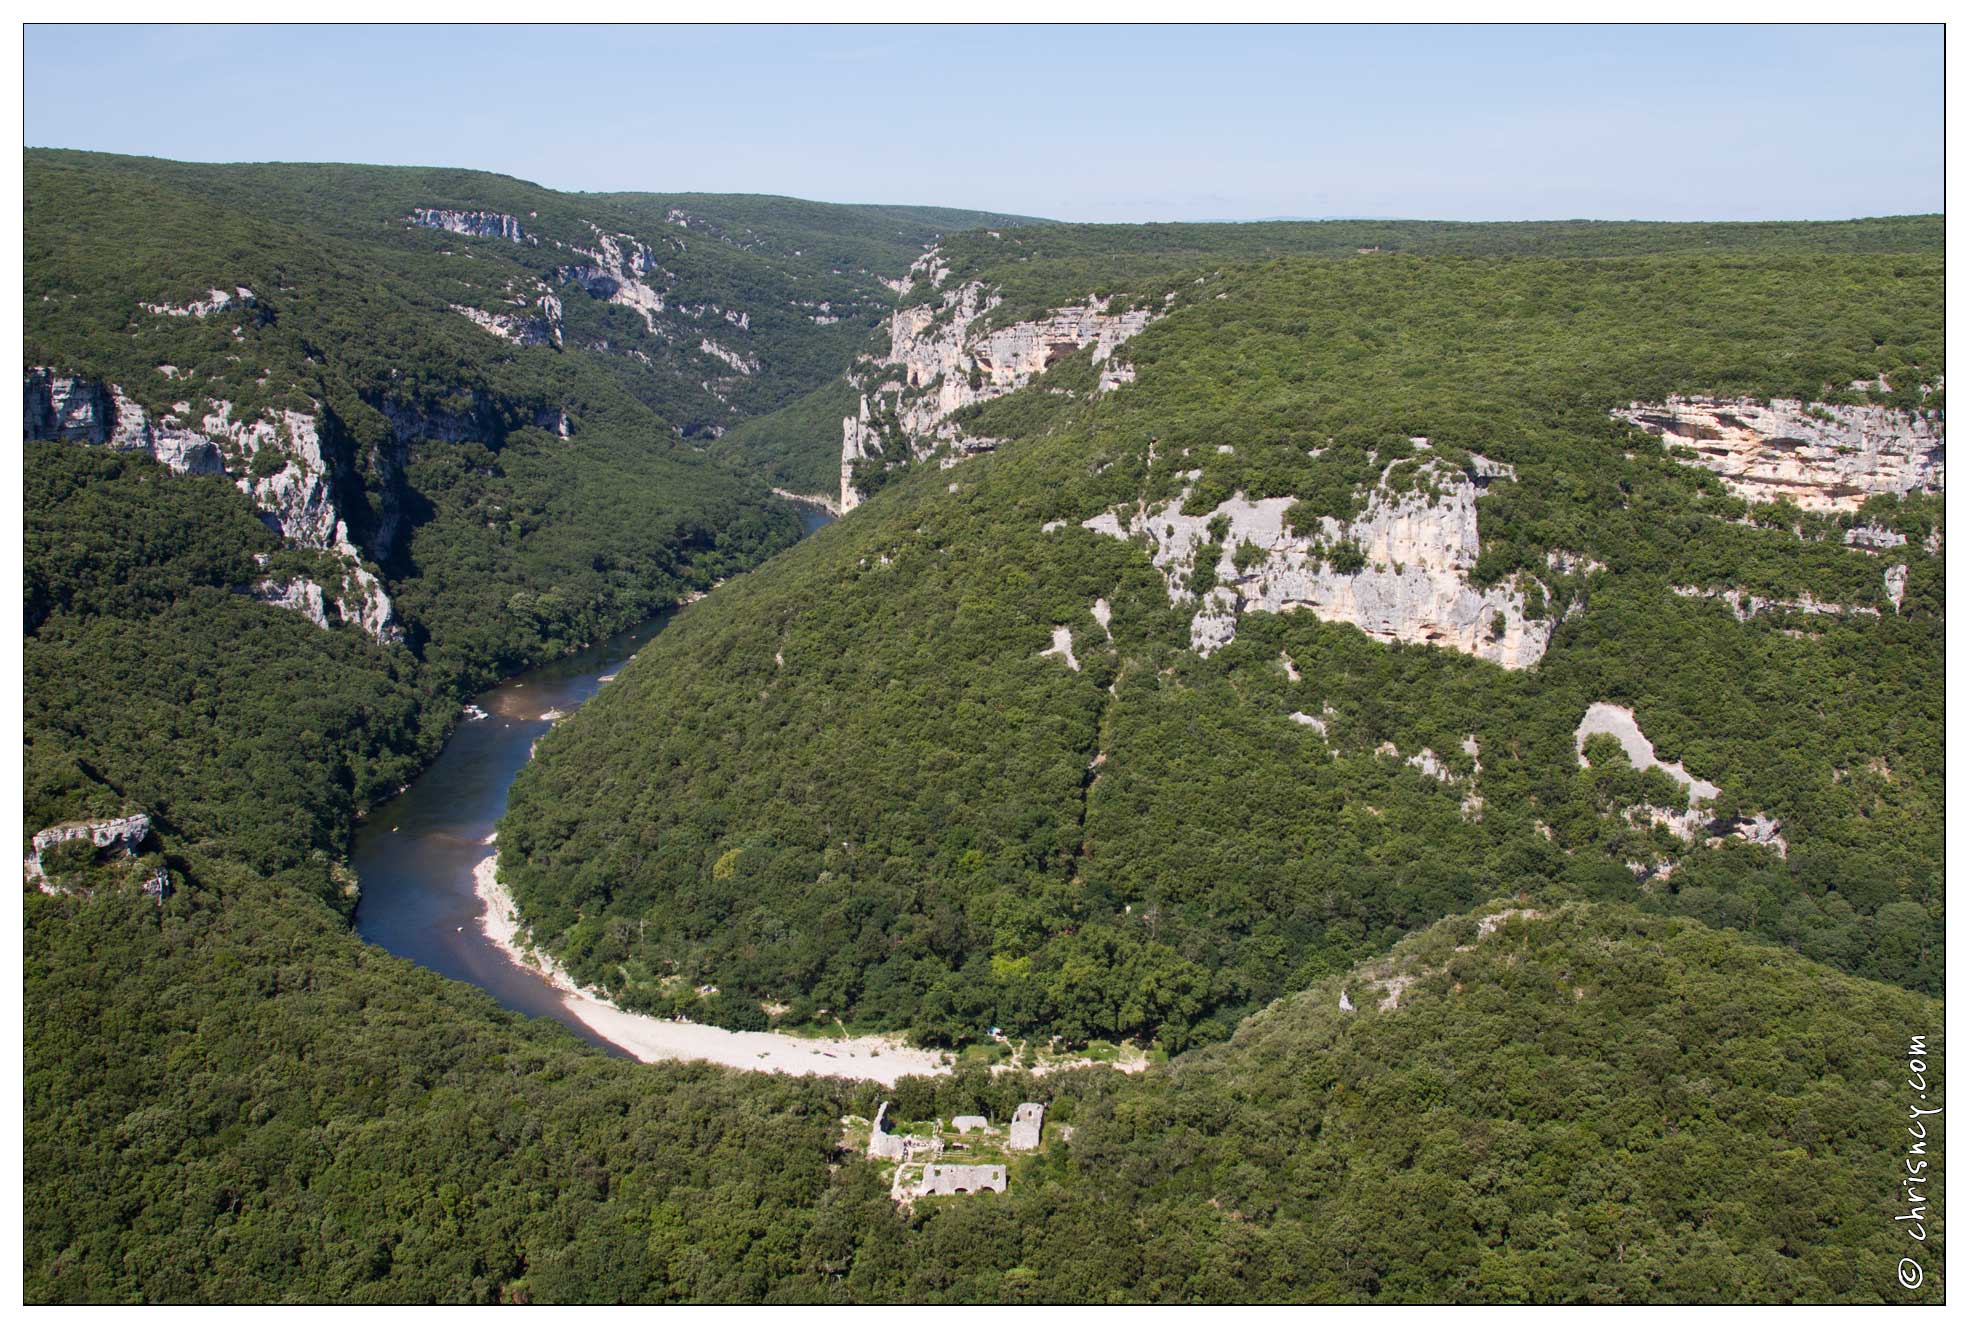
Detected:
[24,23,1943,223]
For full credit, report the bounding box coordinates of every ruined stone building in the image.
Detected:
[906,1164,1006,1198]
[866,1101,938,1162]
[1009,1102,1045,1151]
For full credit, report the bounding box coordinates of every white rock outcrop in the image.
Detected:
[699,338,760,376]
[882,281,1154,440]
[1038,625,1080,671]
[837,263,1162,507]
[556,226,670,332]
[24,370,225,476]
[24,813,151,891]
[251,577,332,629]
[141,286,255,318]
[1575,702,1720,802]
[1616,396,1943,512]
[1670,584,1878,622]
[1575,702,1785,855]
[25,370,400,643]
[1082,458,1549,668]
[1845,522,1908,551]
[409,208,531,244]
[451,292,563,347]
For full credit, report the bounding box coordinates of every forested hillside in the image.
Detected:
[23,160,1944,1304]
[504,223,1943,1051]
[837,903,1944,1302]
[719,214,1945,496]
[30,150,1037,435]
[20,154,1011,1296]
[28,892,1943,1301]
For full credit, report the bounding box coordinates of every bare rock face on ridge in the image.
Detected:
[838,249,1163,511]
[1615,396,1943,512]
[24,368,401,643]
[408,207,533,244]
[1082,456,1551,669]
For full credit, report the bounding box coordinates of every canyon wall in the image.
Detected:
[1081,456,1550,669]
[1616,396,1943,512]
[837,252,1161,509]
[25,368,401,643]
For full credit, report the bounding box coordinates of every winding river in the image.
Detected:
[351,504,950,1084]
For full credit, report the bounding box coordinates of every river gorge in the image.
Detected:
[350,503,951,1085]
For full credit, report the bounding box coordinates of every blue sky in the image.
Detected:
[24,24,1942,222]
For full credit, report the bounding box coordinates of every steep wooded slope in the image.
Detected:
[503,234,1943,1049]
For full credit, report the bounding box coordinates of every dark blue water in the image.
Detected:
[351,501,834,1052]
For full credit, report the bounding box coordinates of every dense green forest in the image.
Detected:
[23,159,1945,1304]
[503,239,1944,1051]
[27,888,1944,1301]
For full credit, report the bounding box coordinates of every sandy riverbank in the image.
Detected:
[472,852,950,1084]
[771,487,843,516]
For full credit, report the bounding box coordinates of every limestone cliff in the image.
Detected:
[23,812,160,897]
[451,290,563,347]
[554,225,672,333]
[250,575,331,629]
[25,369,401,643]
[24,369,226,476]
[837,253,1162,509]
[409,208,533,245]
[1081,456,1550,669]
[1616,396,1943,512]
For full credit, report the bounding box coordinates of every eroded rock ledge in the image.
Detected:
[1080,455,1551,669]
[839,251,1162,510]
[1616,396,1943,512]
[409,208,534,245]
[25,368,400,642]
[451,291,563,348]
[1575,701,1787,866]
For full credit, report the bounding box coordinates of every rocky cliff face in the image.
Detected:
[140,285,256,318]
[451,291,563,347]
[23,812,152,893]
[555,226,672,333]
[24,369,227,476]
[1670,583,1880,622]
[839,396,878,513]
[250,575,331,629]
[1081,456,1550,669]
[409,208,533,245]
[837,254,1162,509]
[1616,396,1944,511]
[25,369,401,643]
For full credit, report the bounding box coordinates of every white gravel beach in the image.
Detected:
[472,853,950,1084]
